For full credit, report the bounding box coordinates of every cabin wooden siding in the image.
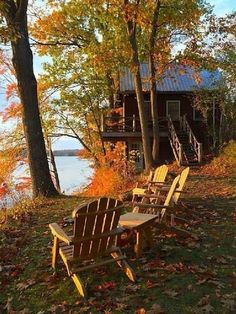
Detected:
[122,92,208,143]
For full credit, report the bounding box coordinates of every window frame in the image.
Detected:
[166,100,181,121]
[193,107,204,121]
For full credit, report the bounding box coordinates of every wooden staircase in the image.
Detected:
[168,115,202,166]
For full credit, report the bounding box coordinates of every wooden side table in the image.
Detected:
[119,212,158,258]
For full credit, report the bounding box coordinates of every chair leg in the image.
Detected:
[111,249,136,282]
[71,273,87,298]
[52,236,59,272]
[135,230,143,258]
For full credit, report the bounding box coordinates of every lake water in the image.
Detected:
[0,157,93,208]
[53,156,93,193]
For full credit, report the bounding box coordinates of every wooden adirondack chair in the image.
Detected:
[133,168,195,238]
[132,164,168,203]
[49,197,136,297]
[133,174,180,222]
[137,167,190,207]
[119,175,180,257]
[172,167,190,205]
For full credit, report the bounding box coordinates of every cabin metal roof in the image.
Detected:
[119,64,222,93]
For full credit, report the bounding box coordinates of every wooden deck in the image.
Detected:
[101,115,168,140]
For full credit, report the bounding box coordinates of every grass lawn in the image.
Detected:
[0,172,236,313]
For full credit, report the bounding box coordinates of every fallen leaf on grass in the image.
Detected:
[4,297,30,314]
[198,294,210,306]
[195,295,215,313]
[146,280,160,289]
[216,256,228,264]
[163,289,179,298]
[187,241,200,249]
[143,259,165,271]
[146,303,165,314]
[196,277,210,285]
[16,279,36,291]
[115,302,129,311]
[94,281,116,292]
[196,304,214,314]
[125,283,141,292]
[221,294,236,311]
[208,279,225,288]
[165,262,187,272]
[49,302,68,313]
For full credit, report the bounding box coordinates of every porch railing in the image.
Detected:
[167,115,183,165]
[181,114,203,163]
[101,115,167,133]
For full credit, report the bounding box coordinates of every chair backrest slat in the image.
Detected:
[89,197,112,258]
[160,174,180,220]
[80,201,98,258]
[163,175,180,206]
[72,203,88,257]
[172,167,190,204]
[88,199,107,257]
[72,198,122,260]
[152,165,168,183]
[98,198,121,254]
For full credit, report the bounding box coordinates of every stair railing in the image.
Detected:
[181,115,203,163]
[167,115,183,165]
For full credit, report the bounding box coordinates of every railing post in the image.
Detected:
[198,143,203,163]
[179,144,183,165]
[123,116,125,132]
[132,114,136,132]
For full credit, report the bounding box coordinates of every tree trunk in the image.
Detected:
[106,72,115,109]
[46,136,61,192]
[149,0,161,164]
[124,0,153,171]
[133,68,153,171]
[149,58,160,164]
[4,2,59,197]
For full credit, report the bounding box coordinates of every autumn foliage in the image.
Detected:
[198,141,236,177]
[83,142,137,197]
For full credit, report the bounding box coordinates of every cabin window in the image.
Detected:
[166,100,180,121]
[193,108,204,121]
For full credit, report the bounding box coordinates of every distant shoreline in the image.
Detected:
[53,149,80,157]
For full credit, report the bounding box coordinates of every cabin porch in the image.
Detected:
[101,114,204,168]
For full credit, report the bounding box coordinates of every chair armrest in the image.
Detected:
[175,190,187,193]
[49,223,73,245]
[133,203,172,209]
[132,187,148,195]
[148,181,165,185]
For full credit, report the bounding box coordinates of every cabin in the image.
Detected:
[101,64,222,169]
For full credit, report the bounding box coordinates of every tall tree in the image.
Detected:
[148,0,161,164]
[0,1,58,197]
[124,0,153,171]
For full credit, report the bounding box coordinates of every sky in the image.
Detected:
[209,0,235,15]
[0,0,235,150]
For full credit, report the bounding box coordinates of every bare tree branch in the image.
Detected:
[29,37,83,48]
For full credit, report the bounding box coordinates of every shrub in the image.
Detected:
[83,142,137,197]
[200,141,236,176]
